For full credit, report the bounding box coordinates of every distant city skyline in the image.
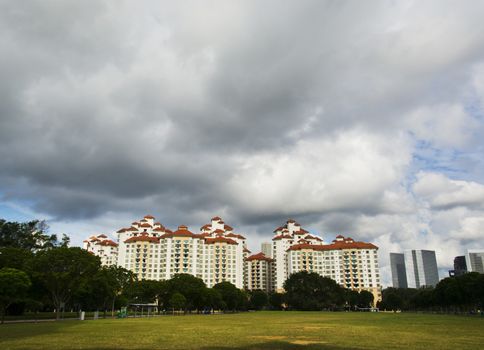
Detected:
[390,250,440,288]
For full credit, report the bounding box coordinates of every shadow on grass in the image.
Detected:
[200,341,362,350]
[0,321,79,341]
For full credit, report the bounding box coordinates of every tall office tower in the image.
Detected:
[390,253,408,288]
[404,250,439,288]
[466,249,484,273]
[261,242,272,258]
[449,255,467,277]
[245,252,273,292]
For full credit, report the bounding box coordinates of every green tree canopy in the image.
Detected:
[0,219,58,251]
[213,281,240,311]
[0,268,31,323]
[284,271,344,310]
[0,247,34,271]
[203,288,224,311]
[31,247,101,319]
[165,274,206,311]
[169,292,186,312]
[250,290,268,310]
[357,291,374,308]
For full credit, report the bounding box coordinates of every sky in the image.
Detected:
[1,1,484,286]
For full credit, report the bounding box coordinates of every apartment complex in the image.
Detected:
[114,215,248,288]
[390,249,439,288]
[245,252,273,291]
[84,216,381,301]
[83,234,118,266]
[283,232,381,303]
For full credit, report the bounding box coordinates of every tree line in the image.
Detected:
[378,272,484,313]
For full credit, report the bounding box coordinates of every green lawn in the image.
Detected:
[0,311,483,350]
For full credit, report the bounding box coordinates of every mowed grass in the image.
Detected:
[0,312,483,350]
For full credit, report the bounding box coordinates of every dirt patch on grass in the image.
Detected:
[290,340,328,345]
[251,336,287,341]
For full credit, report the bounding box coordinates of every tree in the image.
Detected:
[125,280,163,304]
[268,292,285,310]
[213,282,240,311]
[59,234,70,248]
[434,277,462,311]
[165,274,207,312]
[31,247,101,320]
[357,291,374,308]
[0,219,58,251]
[204,288,223,313]
[284,271,344,310]
[380,290,403,311]
[169,292,186,314]
[344,289,360,309]
[0,247,33,271]
[250,290,268,310]
[0,268,31,324]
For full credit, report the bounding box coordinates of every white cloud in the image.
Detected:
[227,129,412,216]
[413,172,484,209]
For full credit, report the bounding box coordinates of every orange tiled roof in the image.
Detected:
[272,234,292,240]
[124,235,159,244]
[97,240,118,247]
[204,237,237,245]
[226,233,246,239]
[160,225,194,238]
[246,252,273,262]
[287,240,377,252]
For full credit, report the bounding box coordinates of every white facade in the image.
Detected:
[83,234,118,266]
[285,235,381,303]
[245,252,273,292]
[89,215,248,288]
[272,220,324,291]
[84,216,381,300]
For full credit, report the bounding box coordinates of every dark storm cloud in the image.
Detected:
[1,1,484,280]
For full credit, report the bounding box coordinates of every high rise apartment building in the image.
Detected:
[83,234,118,266]
[246,252,273,291]
[115,215,248,287]
[84,216,381,301]
[269,220,381,302]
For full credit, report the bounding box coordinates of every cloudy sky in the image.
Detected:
[1,1,484,285]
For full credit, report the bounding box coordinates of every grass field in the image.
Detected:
[0,311,483,350]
